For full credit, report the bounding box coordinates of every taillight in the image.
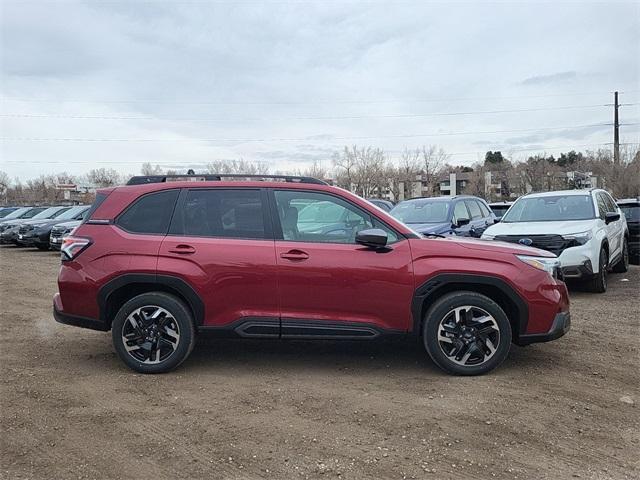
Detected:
[61,235,92,261]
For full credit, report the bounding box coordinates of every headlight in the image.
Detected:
[516,255,560,276]
[562,231,592,245]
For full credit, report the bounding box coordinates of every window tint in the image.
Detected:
[172,189,265,239]
[274,190,397,244]
[619,204,640,221]
[453,201,469,222]
[117,190,179,234]
[465,200,482,219]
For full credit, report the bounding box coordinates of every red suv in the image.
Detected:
[54,174,570,375]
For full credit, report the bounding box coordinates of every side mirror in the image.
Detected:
[355,228,388,249]
[605,212,620,224]
[494,217,501,223]
[454,217,470,228]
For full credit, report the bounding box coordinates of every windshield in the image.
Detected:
[2,207,31,219]
[31,207,69,220]
[619,204,640,221]
[502,195,595,222]
[0,207,19,218]
[56,206,89,221]
[390,200,450,224]
[20,207,48,219]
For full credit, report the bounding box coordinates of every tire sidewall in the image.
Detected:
[111,292,195,374]
[423,292,512,376]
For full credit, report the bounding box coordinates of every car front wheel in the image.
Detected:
[612,238,629,273]
[423,291,512,376]
[112,292,196,374]
[587,248,608,293]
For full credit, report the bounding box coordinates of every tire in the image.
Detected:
[587,248,608,293]
[36,244,49,251]
[423,291,512,376]
[612,238,629,273]
[111,292,196,374]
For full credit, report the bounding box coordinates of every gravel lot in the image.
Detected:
[1,245,638,480]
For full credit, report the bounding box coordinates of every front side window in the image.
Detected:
[171,189,265,239]
[117,189,179,234]
[595,193,608,218]
[274,190,397,244]
[478,201,492,218]
[502,195,595,222]
[465,200,482,219]
[602,192,617,213]
[452,201,469,222]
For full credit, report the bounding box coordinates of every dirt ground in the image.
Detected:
[0,246,638,480]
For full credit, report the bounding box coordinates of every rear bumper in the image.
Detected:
[53,293,108,332]
[516,311,571,345]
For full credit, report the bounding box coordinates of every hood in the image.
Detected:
[406,222,452,234]
[484,219,596,237]
[444,236,556,257]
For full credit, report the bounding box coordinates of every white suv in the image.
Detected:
[482,189,629,292]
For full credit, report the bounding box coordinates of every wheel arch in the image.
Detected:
[98,274,204,328]
[411,273,528,342]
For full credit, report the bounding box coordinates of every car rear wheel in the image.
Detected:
[612,238,629,273]
[112,292,196,374]
[587,248,608,293]
[423,291,512,376]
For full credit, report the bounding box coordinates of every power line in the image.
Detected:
[0,104,614,123]
[1,91,636,106]
[0,122,619,144]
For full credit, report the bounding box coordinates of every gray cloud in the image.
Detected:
[1,1,638,179]
[520,71,578,86]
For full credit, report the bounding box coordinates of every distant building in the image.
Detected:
[437,172,471,196]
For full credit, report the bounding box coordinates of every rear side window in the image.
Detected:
[117,190,179,234]
[170,189,265,239]
[465,200,482,219]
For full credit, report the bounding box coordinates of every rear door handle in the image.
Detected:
[280,249,309,261]
[168,244,196,254]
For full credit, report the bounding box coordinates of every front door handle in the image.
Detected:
[280,249,309,261]
[168,244,196,254]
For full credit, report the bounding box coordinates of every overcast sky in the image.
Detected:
[1,0,638,180]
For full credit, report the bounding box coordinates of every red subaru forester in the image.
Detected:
[54,174,570,375]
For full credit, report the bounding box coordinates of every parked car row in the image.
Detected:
[0,205,88,250]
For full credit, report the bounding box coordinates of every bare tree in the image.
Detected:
[419,145,448,196]
[0,170,9,203]
[86,168,123,187]
[391,148,422,200]
[141,163,165,175]
[205,159,269,175]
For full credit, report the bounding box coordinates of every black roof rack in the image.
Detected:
[126,173,327,186]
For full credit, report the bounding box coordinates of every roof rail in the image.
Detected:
[126,173,328,186]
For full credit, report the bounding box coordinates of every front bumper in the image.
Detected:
[53,293,108,331]
[557,244,599,278]
[516,311,571,345]
[561,260,594,279]
[0,230,20,245]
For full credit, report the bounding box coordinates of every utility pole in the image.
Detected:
[614,91,620,165]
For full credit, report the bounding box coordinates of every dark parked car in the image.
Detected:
[18,205,89,250]
[50,219,82,250]
[488,201,514,221]
[617,197,639,264]
[390,195,496,237]
[0,206,71,245]
[366,198,394,212]
[55,174,569,376]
